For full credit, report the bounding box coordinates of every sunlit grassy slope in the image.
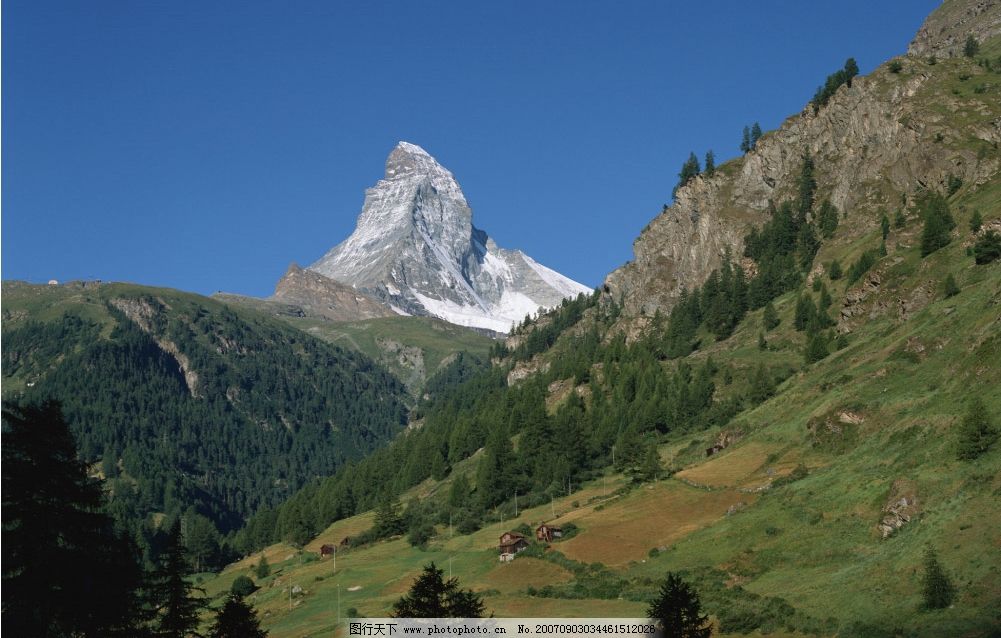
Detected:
[203,33,1000,638]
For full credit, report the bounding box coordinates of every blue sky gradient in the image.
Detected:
[3,1,940,295]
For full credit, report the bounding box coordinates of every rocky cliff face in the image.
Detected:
[605,0,1001,317]
[272,263,394,322]
[309,142,590,333]
[908,0,1001,57]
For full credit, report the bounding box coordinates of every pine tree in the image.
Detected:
[151,520,204,638]
[956,398,997,460]
[829,259,843,280]
[844,57,859,86]
[943,274,960,298]
[254,555,270,579]
[704,150,715,177]
[750,122,762,149]
[374,495,405,538]
[969,209,982,233]
[921,547,956,609]
[881,213,891,240]
[740,126,751,154]
[762,301,780,331]
[920,193,956,257]
[804,333,830,364]
[794,294,816,331]
[647,572,711,638]
[628,441,663,484]
[392,563,485,618]
[674,152,701,197]
[974,231,1001,265]
[797,154,817,219]
[747,364,775,405]
[818,199,839,239]
[964,35,980,58]
[2,401,146,638]
[209,595,267,638]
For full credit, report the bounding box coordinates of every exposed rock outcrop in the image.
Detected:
[908,0,1001,58]
[272,263,394,322]
[878,479,920,538]
[109,297,201,397]
[605,1,1001,317]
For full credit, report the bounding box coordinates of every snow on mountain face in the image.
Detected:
[309,141,591,333]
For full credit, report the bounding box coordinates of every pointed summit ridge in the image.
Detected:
[309,143,589,332]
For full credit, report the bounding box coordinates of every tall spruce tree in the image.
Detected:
[750,122,763,148]
[2,401,146,638]
[762,301,780,331]
[704,150,715,177]
[150,520,204,638]
[647,572,711,638]
[920,193,956,257]
[740,126,751,153]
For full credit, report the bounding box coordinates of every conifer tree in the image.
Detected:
[844,57,859,86]
[881,213,891,240]
[2,401,146,638]
[797,154,817,219]
[704,150,715,177]
[964,35,980,58]
[647,572,711,638]
[921,547,955,609]
[750,122,762,148]
[828,259,843,280]
[740,126,751,154]
[151,520,204,638]
[628,441,663,484]
[817,199,839,238]
[956,398,997,460]
[920,193,956,257]
[392,563,485,618]
[374,495,405,538]
[804,333,830,364]
[209,595,267,638]
[794,294,815,331]
[943,274,960,298]
[673,152,701,198]
[762,301,780,331]
[974,231,1001,265]
[254,556,270,579]
[747,364,775,405]
[758,331,768,351]
[969,209,982,233]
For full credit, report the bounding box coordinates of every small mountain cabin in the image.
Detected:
[320,544,336,557]
[536,524,563,542]
[499,531,529,555]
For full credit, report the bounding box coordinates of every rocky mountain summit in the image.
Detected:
[308,142,590,333]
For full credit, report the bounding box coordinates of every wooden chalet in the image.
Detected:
[498,531,529,561]
[535,524,563,542]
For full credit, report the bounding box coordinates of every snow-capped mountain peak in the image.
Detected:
[309,142,590,333]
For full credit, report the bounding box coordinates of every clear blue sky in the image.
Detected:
[3,1,940,296]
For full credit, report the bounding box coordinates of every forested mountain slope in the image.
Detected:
[1,281,409,563]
